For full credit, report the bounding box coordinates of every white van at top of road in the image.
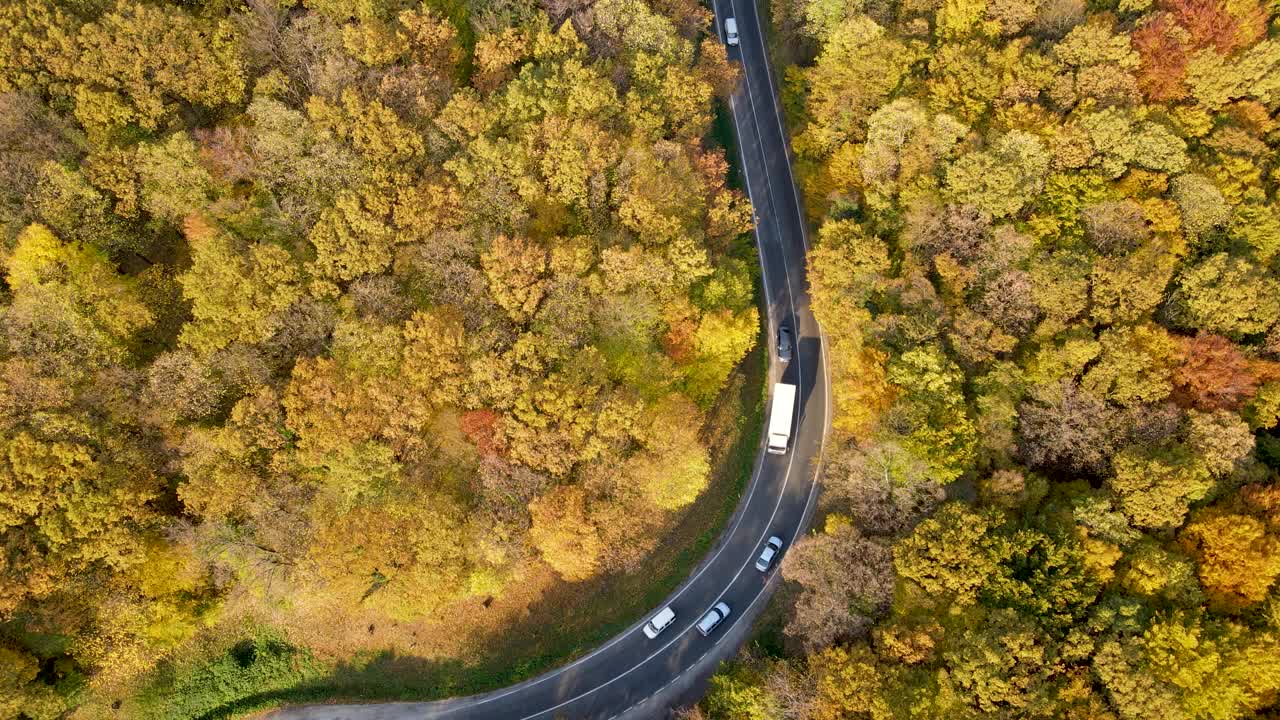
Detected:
[725,17,739,45]
[643,606,676,639]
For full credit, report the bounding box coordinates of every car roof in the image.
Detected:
[652,607,675,624]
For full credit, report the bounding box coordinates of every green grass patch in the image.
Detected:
[129,632,325,720]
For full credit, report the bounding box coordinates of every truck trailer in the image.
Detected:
[767,382,796,455]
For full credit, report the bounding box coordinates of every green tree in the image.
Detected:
[1078,109,1189,178]
[1081,324,1177,407]
[1186,410,1253,477]
[303,487,479,616]
[32,160,138,252]
[0,0,79,95]
[808,219,896,436]
[0,431,159,613]
[0,639,68,719]
[67,2,245,136]
[626,394,711,510]
[1184,39,1280,110]
[1172,174,1231,238]
[179,387,287,523]
[307,189,398,282]
[7,223,152,358]
[860,99,967,205]
[796,16,914,155]
[1175,252,1280,338]
[894,503,1002,605]
[942,608,1058,714]
[1119,539,1203,605]
[683,307,758,406]
[178,216,304,355]
[1089,244,1176,325]
[1100,613,1280,720]
[886,346,977,483]
[945,131,1050,218]
[136,132,214,225]
[703,662,778,720]
[1108,442,1212,531]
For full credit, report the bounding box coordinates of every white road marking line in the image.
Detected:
[697,17,806,641]
[732,0,833,530]
[613,573,785,720]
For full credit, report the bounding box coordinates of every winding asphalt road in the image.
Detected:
[266,1,829,717]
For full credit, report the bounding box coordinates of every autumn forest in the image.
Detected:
[1,0,757,716]
[691,0,1280,717]
[3,0,1280,717]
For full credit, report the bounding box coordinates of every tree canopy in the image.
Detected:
[0,0,753,712]
[695,0,1280,717]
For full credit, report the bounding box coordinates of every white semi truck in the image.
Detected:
[767,382,796,455]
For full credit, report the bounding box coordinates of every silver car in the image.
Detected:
[755,536,784,572]
[697,601,731,636]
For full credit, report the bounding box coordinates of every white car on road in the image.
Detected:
[643,606,676,639]
[755,536,784,572]
[697,601,732,636]
[725,18,739,45]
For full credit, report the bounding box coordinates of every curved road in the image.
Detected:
[268,1,828,717]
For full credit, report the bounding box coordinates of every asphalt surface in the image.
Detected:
[266,2,829,717]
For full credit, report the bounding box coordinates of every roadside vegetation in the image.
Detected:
[123,337,763,719]
[691,0,1280,718]
[0,0,760,716]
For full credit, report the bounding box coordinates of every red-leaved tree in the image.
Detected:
[1172,333,1259,410]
